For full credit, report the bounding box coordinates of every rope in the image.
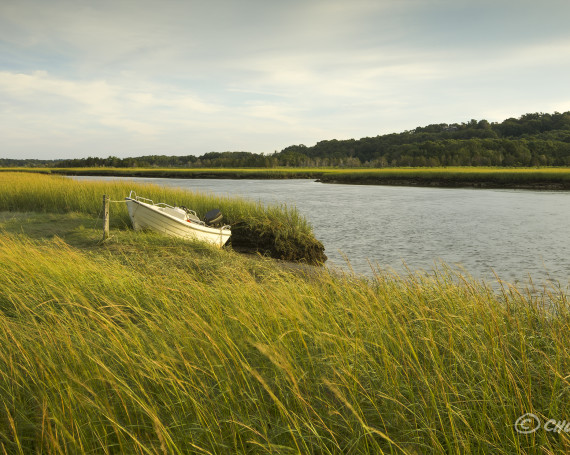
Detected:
[91,205,104,230]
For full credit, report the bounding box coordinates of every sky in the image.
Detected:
[1,0,570,160]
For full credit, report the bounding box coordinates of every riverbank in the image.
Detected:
[4,166,327,180]
[317,167,570,189]
[0,208,569,453]
[0,172,326,263]
[4,166,570,189]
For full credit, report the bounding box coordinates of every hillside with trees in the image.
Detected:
[4,111,570,168]
[276,111,570,167]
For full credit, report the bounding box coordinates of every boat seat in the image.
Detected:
[161,206,187,220]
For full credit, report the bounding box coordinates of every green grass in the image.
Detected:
[0,172,325,263]
[0,212,569,454]
[1,172,570,453]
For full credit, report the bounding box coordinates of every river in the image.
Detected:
[74,176,570,287]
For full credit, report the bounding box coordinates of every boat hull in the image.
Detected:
[126,198,231,247]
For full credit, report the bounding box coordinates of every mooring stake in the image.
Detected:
[102,194,110,240]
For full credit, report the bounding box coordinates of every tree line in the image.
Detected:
[4,111,570,168]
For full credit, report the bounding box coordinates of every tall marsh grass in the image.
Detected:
[0,230,569,453]
[0,172,325,263]
[2,171,570,453]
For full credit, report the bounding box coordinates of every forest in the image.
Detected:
[3,111,570,168]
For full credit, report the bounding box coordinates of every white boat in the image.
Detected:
[125,191,231,247]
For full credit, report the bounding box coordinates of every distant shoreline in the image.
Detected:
[316,177,570,190]
[4,166,570,190]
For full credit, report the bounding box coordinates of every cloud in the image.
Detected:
[0,71,159,134]
[1,0,570,158]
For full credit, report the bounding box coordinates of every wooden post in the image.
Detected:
[102,194,110,240]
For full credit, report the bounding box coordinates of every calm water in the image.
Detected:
[75,176,570,286]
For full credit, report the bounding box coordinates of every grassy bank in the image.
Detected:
[0,210,569,454]
[317,167,570,189]
[0,172,325,263]
[12,167,327,180]
[4,166,570,188]
[0,167,570,190]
